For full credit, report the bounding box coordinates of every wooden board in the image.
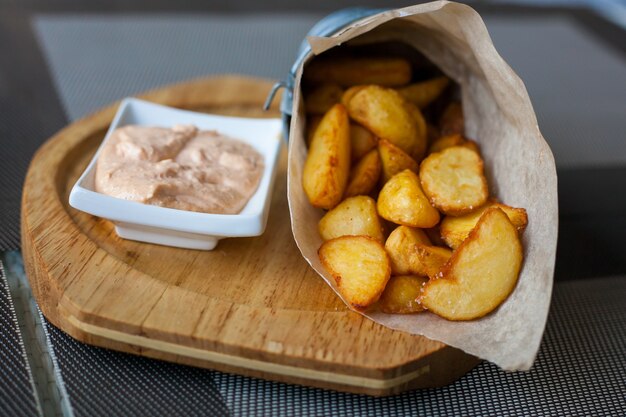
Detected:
[21,75,479,396]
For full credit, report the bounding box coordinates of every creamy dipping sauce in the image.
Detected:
[95,125,264,214]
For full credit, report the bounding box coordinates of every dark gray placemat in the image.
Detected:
[42,275,626,416]
[0,260,41,417]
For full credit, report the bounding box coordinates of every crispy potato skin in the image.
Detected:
[305,83,344,115]
[385,226,431,275]
[419,146,488,215]
[439,102,464,136]
[319,236,391,309]
[305,57,412,87]
[342,86,368,107]
[306,115,323,147]
[397,76,450,109]
[344,150,381,198]
[403,101,428,161]
[377,169,440,228]
[318,196,384,241]
[303,104,351,209]
[378,139,419,183]
[429,134,479,155]
[379,275,428,314]
[346,86,426,158]
[421,208,523,320]
[350,124,378,161]
[441,202,528,249]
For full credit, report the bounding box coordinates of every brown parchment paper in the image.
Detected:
[287,1,558,371]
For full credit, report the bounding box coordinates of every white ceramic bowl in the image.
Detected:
[69,98,283,250]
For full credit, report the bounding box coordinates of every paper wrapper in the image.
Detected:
[287,1,558,371]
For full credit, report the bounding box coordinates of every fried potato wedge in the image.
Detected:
[350,123,378,161]
[305,83,344,115]
[403,101,428,161]
[379,275,428,314]
[421,208,523,320]
[344,150,381,198]
[441,202,529,249]
[378,139,419,183]
[428,134,480,155]
[397,76,450,109]
[342,85,367,107]
[319,236,391,309]
[419,146,488,215]
[318,195,384,241]
[377,169,440,228]
[439,101,464,136]
[385,226,431,275]
[302,104,351,209]
[346,85,426,158]
[305,57,412,87]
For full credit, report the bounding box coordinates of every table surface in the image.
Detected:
[1,1,626,416]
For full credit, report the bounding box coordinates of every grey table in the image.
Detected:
[1,2,626,416]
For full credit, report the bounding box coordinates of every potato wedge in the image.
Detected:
[378,139,419,183]
[377,169,440,228]
[318,195,384,241]
[441,202,528,249]
[342,85,367,107]
[344,150,381,198]
[350,123,378,161]
[302,104,351,209]
[319,236,391,309]
[346,85,426,158]
[305,57,412,87]
[305,83,344,115]
[397,76,450,109]
[439,101,464,136]
[411,244,452,278]
[419,146,488,215]
[378,275,428,314]
[429,134,479,155]
[421,208,523,320]
[403,101,428,161]
[385,226,431,275]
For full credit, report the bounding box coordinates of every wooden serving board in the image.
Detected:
[21,75,479,396]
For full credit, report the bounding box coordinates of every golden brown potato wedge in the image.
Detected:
[385,226,431,275]
[378,139,419,183]
[342,85,367,107]
[429,134,479,155]
[419,146,488,215]
[350,123,378,161]
[411,244,452,278]
[318,195,384,241]
[319,236,391,309]
[344,150,381,198]
[440,202,528,249]
[439,101,464,136]
[346,85,426,158]
[421,208,523,320]
[302,104,351,209]
[305,57,412,87]
[378,275,428,314]
[403,101,428,161]
[377,169,440,228]
[305,83,344,115]
[397,76,450,109]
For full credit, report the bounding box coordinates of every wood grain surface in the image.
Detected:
[21,75,479,396]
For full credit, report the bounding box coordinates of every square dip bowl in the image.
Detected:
[69,98,283,250]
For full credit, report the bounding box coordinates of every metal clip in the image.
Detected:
[264,81,288,111]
